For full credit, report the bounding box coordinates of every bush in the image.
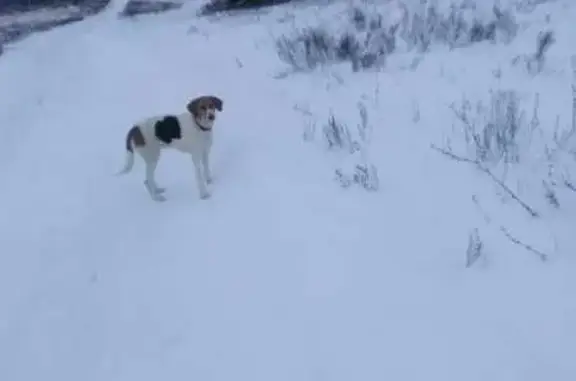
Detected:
[1,13,85,45]
[451,89,528,167]
[434,78,576,261]
[277,7,396,72]
[335,163,380,192]
[298,102,380,192]
[465,228,483,268]
[512,30,556,75]
[120,0,182,17]
[276,2,518,73]
[199,0,297,15]
[0,0,109,46]
[0,0,109,14]
[276,28,337,71]
[401,3,517,52]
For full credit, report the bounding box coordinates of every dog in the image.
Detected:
[117,95,223,202]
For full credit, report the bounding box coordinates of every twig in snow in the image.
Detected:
[472,195,548,262]
[431,144,539,217]
[499,226,548,262]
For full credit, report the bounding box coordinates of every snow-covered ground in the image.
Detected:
[1,0,575,380]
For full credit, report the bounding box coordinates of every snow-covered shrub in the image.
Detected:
[276,2,518,72]
[451,89,529,167]
[512,30,556,75]
[0,13,84,45]
[465,228,484,268]
[433,76,576,262]
[276,27,337,71]
[401,3,518,52]
[276,7,396,72]
[0,0,108,45]
[335,163,379,192]
[0,0,109,14]
[448,83,576,206]
[433,88,541,220]
[322,114,360,153]
[200,0,295,15]
[537,83,576,209]
[120,0,182,17]
[513,0,556,13]
[327,104,379,192]
[297,101,379,192]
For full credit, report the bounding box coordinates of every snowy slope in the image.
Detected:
[1,1,575,380]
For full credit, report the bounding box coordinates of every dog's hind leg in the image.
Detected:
[138,147,166,202]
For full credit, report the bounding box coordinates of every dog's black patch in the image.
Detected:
[154,115,181,144]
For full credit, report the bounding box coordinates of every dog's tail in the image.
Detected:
[115,126,143,176]
[116,150,135,176]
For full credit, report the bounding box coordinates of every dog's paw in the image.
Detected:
[145,181,166,196]
[200,192,211,200]
[152,194,167,202]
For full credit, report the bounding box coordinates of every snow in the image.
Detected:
[1,0,575,380]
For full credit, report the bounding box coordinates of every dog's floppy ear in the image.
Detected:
[208,96,223,112]
[187,97,202,117]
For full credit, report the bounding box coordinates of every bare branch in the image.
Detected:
[449,102,476,131]
[572,84,576,134]
[430,144,478,165]
[499,226,548,262]
[481,165,539,218]
[431,144,539,218]
[473,196,548,262]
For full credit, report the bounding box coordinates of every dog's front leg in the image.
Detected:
[202,150,213,184]
[192,155,210,199]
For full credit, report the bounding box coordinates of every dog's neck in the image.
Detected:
[194,118,213,132]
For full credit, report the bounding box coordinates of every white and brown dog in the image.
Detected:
[117,95,223,202]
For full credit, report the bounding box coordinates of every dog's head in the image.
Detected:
[186,95,223,130]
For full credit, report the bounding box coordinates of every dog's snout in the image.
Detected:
[208,114,215,121]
